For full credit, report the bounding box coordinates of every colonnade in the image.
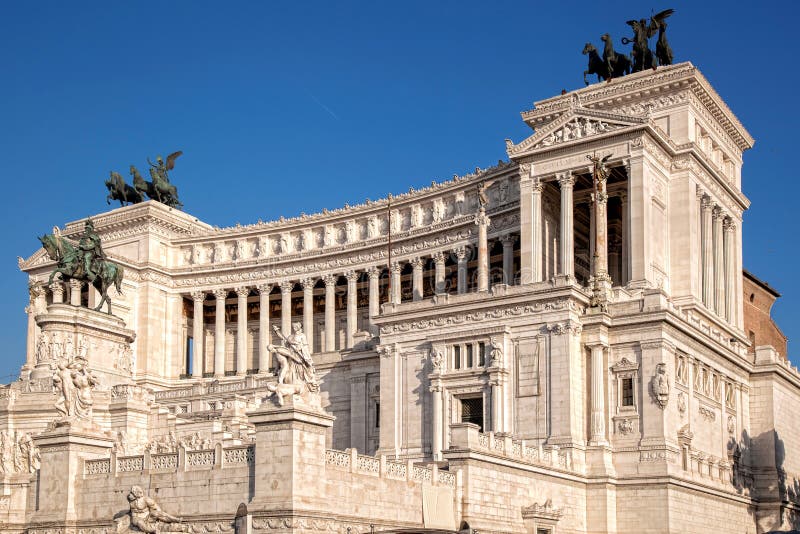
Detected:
[698,190,737,322]
[183,232,518,378]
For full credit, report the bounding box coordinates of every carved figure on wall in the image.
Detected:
[430,346,444,373]
[651,363,670,409]
[120,485,184,533]
[268,323,319,392]
[52,356,98,421]
[0,432,12,473]
[35,332,50,363]
[489,337,504,366]
[367,216,378,238]
[0,432,39,474]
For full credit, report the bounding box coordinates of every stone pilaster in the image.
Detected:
[301,278,315,354]
[213,288,227,378]
[430,378,443,461]
[619,191,629,285]
[520,163,543,284]
[558,173,575,279]
[345,270,358,348]
[411,257,424,301]
[589,344,608,446]
[235,287,249,376]
[190,291,205,378]
[279,281,293,336]
[390,262,401,304]
[257,283,272,373]
[323,274,337,352]
[433,252,446,294]
[455,247,468,294]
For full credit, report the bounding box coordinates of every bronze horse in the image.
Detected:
[39,232,124,314]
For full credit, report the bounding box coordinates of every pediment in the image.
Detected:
[506,108,646,158]
[18,248,53,272]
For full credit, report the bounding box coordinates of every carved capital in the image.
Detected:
[500,233,517,246]
[344,270,359,283]
[433,251,446,265]
[531,176,543,193]
[367,266,381,280]
[474,212,491,226]
[454,246,468,261]
[712,206,725,220]
[212,288,228,300]
[390,261,401,272]
[519,162,532,179]
[557,173,576,188]
[701,194,713,211]
[279,281,294,294]
[410,257,424,270]
[256,283,273,295]
[190,291,206,302]
[235,286,250,298]
[322,274,338,287]
[723,218,737,232]
[301,277,315,290]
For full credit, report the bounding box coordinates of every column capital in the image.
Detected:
[454,246,468,261]
[557,172,576,188]
[235,286,250,298]
[500,233,517,246]
[367,266,381,280]
[474,212,491,226]
[279,280,294,294]
[390,261,401,272]
[433,251,446,265]
[410,257,424,270]
[723,217,737,232]
[301,277,315,290]
[256,283,273,295]
[322,274,338,287]
[212,288,228,300]
[701,194,713,210]
[713,206,725,220]
[190,291,206,302]
[344,270,359,283]
[518,162,532,179]
[696,184,705,199]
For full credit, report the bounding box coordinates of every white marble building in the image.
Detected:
[3,62,800,534]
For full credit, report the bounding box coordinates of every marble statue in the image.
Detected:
[489,337,503,366]
[119,485,184,533]
[430,346,444,372]
[52,356,99,421]
[268,323,318,390]
[652,363,670,409]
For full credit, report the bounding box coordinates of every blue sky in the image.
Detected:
[1,1,798,379]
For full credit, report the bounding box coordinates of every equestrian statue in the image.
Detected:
[38,220,124,314]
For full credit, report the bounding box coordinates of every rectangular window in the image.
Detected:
[622,378,634,407]
[537,528,553,534]
[478,342,486,366]
[460,397,484,431]
[466,344,473,368]
[185,337,193,377]
[453,346,461,369]
[375,403,380,428]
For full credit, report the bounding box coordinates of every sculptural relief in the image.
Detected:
[52,355,99,421]
[265,322,319,406]
[489,337,503,366]
[116,485,184,533]
[0,431,39,474]
[651,363,670,409]
[430,346,444,373]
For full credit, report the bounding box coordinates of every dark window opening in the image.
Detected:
[466,344,473,368]
[453,346,461,369]
[185,337,194,377]
[461,397,484,431]
[375,403,380,428]
[478,342,486,367]
[622,378,634,407]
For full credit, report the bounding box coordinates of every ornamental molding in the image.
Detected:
[507,107,645,158]
[672,155,746,216]
[379,298,573,335]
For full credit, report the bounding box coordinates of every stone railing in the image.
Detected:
[83,445,254,476]
[324,448,456,488]
[450,424,577,473]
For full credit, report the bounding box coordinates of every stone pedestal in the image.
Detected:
[247,394,335,512]
[30,304,136,386]
[31,421,114,524]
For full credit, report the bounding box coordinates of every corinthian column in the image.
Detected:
[713,208,725,315]
[476,210,491,292]
[345,270,358,348]
[501,234,516,285]
[455,247,468,294]
[279,281,293,336]
[558,173,575,278]
[724,218,736,322]
[50,281,64,304]
[257,284,272,373]
[212,289,227,378]
[701,195,714,307]
[589,344,608,445]
[411,258,424,301]
[390,262,401,304]
[69,279,82,306]
[433,252,446,294]
[323,274,337,352]
[368,267,380,336]
[235,287,249,375]
[302,278,315,354]
[531,177,543,283]
[190,291,205,378]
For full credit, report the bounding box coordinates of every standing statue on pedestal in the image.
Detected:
[39,220,124,314]
[266,322,319,405]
